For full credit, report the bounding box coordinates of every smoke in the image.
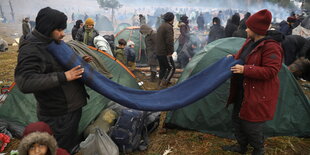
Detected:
[0,0,296,23]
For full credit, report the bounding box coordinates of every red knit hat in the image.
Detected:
[246,9,272,35]
[23,121,53,137]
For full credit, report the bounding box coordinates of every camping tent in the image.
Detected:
[115,26,147,66]
[293,16,310,38]
[115,23,131,34]
[165,37,310,138]
[0,47,140,134]
[95,15,114,31]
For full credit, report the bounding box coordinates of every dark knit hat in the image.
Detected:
[35,7,67,37]
[23,121,53,137]
[246,9,272,35]
[163,12,174,22]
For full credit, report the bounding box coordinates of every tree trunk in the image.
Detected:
[0,4,4,18]
[9,0,15,22]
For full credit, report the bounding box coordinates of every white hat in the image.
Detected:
[127,40,135,46]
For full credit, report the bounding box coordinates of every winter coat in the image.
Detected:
[225,21,238,37]
[196,15,205,26]
[114,47,126,64]
[18,132,57,155]
[225,14,240,37]
[93,35,114,56]
[125,47,136,62]
[279,20,293,35]
[232,29,247,38]
[178,22,190,45]
[22,20,31,36]
[140,25,158,66]
[156,22,174,56]
[75,26,99,47]
[71,26,79,40]
[281,35,310,65]
[15,30,87,116]
[227,34,283,122]
[208,24,225,43]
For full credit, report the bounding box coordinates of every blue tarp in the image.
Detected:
[47,41,243,111]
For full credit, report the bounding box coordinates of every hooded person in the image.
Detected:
[208,17,225,43]
[15,7,88,153]
[140,24,158,82]
[19,122,70,155]
[71,19,83,40]
[177,15,190,53]
[18,132,57,155]
[225,13,240,37]
[75,17,99,47]
[222,9,283,155]
[156,12,176,88]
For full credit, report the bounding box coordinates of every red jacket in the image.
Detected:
[228,38,283,122]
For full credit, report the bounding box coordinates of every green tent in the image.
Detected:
[95,15,114,31]
[114,23,131,34]
[0,48,140,134]
[165,37,310,138]
[114,26,147,66]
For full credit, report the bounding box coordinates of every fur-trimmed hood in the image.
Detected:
[18,132,57,155]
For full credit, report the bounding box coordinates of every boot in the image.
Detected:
[159,79,169,89]
[222,144,247,154]
[150,71,156,82]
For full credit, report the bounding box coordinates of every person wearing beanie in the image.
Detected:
[223,9,283,155]
[156,12,175,89]
[125,40,136,72]
[140,24,158,82]
[75,17,99,47]
[71,19,83,40]
[15,7,89,153]
[177,15,190,54]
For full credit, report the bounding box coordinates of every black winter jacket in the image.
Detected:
[156,22,174,56]
[208,24,225,43]
[15,30,87,116]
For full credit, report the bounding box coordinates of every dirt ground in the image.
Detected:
[1,22,310,155]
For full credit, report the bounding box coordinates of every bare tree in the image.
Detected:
[97,0,122,24]
[9,0,15,22]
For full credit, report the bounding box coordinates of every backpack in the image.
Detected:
[108,109,148,153]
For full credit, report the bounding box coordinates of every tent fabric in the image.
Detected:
[114,27,147,65]
[67,40,113,78]
[115,23,131,34]
[46,40,243,111]
[0,48,140,134]
[95,15,114,31]
[165,37,310,138]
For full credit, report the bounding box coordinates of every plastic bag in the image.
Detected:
[80,128,119,155]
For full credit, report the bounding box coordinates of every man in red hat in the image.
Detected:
[223,9,284,155]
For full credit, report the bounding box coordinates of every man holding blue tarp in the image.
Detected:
[15,7,90,153]
[223,9,284,155]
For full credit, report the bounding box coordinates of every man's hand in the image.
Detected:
[231,64,244,74]
[65,65,84,81]
[82,55,93,63]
